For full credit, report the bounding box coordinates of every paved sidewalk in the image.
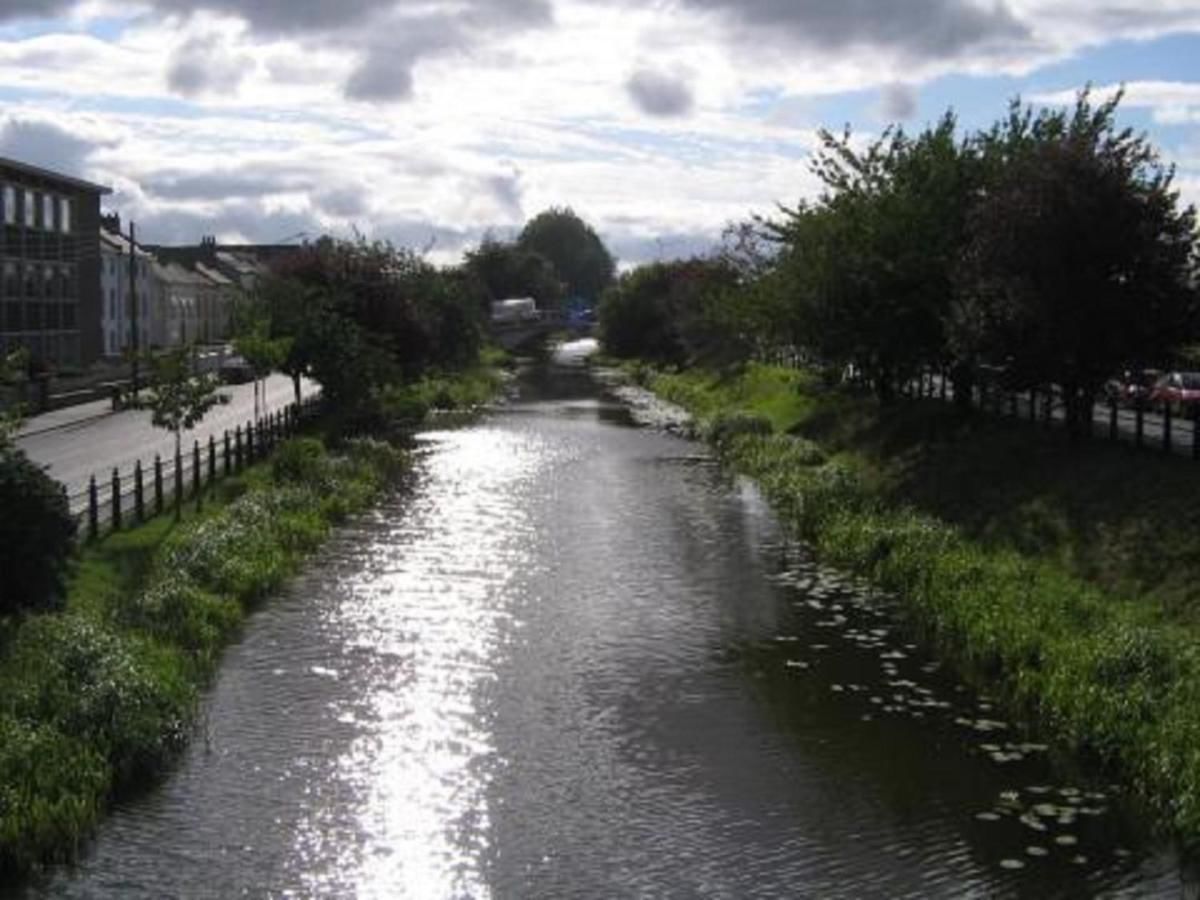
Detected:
[15,396,115,438]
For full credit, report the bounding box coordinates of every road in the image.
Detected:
[16,374,317,510]
[921,375,1199,457]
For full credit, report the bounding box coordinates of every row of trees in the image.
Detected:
[235,207,616,431]
[600,90,1199,435]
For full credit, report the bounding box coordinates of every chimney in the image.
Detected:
[101,212,121,235]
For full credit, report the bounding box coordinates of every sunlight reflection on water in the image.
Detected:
[292,427,552,898]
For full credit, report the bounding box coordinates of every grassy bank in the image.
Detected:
[648,362,1200,843]
[0,434,407,874]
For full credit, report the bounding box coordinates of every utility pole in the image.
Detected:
[129,221,140,398]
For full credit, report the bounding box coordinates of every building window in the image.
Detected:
[43,195,54,231]
[3,263,15,299]
[43,265,55,300]
[59,197,71,234]
[2,186,13,226]
[24,191,35,228]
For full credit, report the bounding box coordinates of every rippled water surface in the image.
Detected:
[22,341,1195,898]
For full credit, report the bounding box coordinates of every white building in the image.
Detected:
[154,261,207,347]
[99,226,157,358]
[194,260,236,342]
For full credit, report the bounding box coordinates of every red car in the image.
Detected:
[1150,371,1200,415]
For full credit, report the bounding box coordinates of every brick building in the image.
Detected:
[0,157,110,369]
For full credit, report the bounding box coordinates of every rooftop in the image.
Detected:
[0,155,112,195]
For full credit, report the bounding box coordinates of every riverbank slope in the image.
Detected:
[0,433,409,874]
[638,361,1200,844]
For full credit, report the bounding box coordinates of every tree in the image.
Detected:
[0,347,30,448]
[768,113,976,401]
[0,445,75,616]
[598,258,739,364]
[464,238,564,310]
[136,347,226,516]
[952,89,1200,435]
[517,207,616,302]
[272,236,482,386]
[0,347,75,616]
[232,309,292,421]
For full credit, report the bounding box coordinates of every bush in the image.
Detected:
[343,437,409,480]
[379,384,430,425]
[272,437,330,487]
[0,447,76,616]
[705,411,773,447]
[5,615,193,783]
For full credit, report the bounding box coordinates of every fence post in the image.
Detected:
[939,370,947,402]
[135,460,145,523]
[1109,399,1118,442]
[155,454,164,516]
[1136,405,1145,449]
[1008,391,1017,418]
[88,475,98,541]
[1164,404,1173,454]
[111,467,121,533]
[1042,390,1052,428]
[174,447,183,519]
[247,420,255,462]
[224,430,231,477]
[235,425,243,471]
[208,434,217,486]
[193,440,202,511]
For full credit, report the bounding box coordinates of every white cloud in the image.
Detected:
[0,1,1196,266]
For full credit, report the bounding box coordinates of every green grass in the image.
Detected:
[649,362,1200,844]
[0,436,407,875]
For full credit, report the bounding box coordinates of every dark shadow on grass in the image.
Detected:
[798,392,1200,621]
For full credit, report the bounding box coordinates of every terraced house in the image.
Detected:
[0,157,109,369]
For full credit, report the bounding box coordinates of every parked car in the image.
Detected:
[1103,368,1161,408]
[1149,371,1200,415]
[218,354,254,384]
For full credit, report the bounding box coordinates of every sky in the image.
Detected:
[0,0,1198,267]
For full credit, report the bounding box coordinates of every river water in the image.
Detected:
[21,340,1194,898]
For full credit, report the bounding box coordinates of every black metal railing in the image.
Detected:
[72,396,321,542]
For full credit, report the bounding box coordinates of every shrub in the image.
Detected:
[0,447,76,616]
[272,437,330,487]
[379,383,430,425]
[5,615,193,782]
[705,411,773,447]
[343,437,409,481]
[0,715,108,871]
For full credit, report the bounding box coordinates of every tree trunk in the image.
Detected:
[874,365,895,405]
[1063,384,1094,442]
[950,362,975,415]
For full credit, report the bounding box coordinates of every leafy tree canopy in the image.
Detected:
[517,207,616,302]
[951,88,1199,431]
